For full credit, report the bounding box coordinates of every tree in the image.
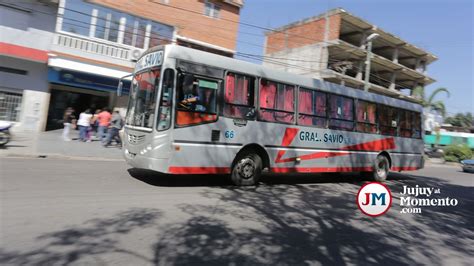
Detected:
[411,86,450,117]
[445,112,473,128]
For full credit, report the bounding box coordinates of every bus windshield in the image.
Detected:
[125,68,161,128]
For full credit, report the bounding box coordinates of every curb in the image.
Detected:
[1,152,125,162]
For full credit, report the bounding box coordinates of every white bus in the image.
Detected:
[120,45,423,185]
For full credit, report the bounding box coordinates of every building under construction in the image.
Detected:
[264,8,436,102]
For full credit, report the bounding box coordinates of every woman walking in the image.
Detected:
[62,107,75,141]
[77,109,92,142]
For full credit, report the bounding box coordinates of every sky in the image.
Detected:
[234,0,474,116]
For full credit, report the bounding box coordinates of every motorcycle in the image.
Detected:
[0,121,13,147]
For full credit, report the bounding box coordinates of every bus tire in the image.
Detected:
[231,153,262,186]
[371,154,390,182]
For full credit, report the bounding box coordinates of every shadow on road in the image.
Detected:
[1,173,472,265]
[152,174,473,265]
[128,168,412,187]
[0,209,162,265]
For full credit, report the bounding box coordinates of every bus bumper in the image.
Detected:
[124,148,169,173]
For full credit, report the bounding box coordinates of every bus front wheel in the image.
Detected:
[231,153,262,186]
[371,154,390,182]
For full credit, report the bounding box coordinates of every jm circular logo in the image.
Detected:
[357,182,393,217]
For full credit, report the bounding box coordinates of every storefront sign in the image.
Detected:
[48,68,131,94]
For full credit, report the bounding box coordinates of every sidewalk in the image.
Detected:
[0,129,124,160]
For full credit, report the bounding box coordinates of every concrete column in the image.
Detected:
[360,31,368,49]
[392,46,399,64]
[415,57,424,72]
[356,60,364,80]
[18,90,51,132]
[389,71,398,90]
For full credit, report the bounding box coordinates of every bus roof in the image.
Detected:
[140,44,423,113]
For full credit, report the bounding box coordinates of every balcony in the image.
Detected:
[50,32,144,69]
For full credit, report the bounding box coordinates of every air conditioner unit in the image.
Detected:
[129,49,143,62]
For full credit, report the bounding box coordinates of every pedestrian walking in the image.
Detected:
[104,110,123,147]
[90,109,101,140]
[77,109,93,142]
[62,107,76,141]
[97,108,112,143]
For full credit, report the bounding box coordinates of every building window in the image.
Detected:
[0,91,22,122]
[328,94,354,131]
[61,0,93,36]
[0,67,27,75]
[259,79,295,124]
[298,88,326,128]
[95,9,121,42]
[122,17,150,48]
[204,0,220,18]
[149,21,174,47]
[379,105,398,136]
[60,0,173,49]
[356,100,377,133]
[224,73,255,119]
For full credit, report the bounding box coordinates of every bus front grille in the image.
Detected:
[127,134,145,145]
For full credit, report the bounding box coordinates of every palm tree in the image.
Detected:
[411,86,450,117]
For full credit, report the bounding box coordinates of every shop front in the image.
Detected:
[46,67,130,130]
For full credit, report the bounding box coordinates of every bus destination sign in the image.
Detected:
[135,51,163,72]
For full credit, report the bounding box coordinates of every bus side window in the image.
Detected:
[258,79,295,124]
[223,72,255,119]
[379,105,398,136]
[297,88,326,128]
[175,73,218,127]
[413,112,422,138]
[356,100,377,133]
[328,94,354,131]
[399,109,413,138]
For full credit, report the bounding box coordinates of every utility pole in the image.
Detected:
[364,33,380,92]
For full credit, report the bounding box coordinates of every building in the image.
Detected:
[0,0,57,132]
[263,8,436,102]
[0,0,243,132]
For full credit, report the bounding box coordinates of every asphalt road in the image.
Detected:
[1,158,473,266]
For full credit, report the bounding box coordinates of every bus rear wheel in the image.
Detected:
[371,154,390,182]
[231,153,262,186]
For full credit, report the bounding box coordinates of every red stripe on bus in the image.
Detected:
[342,137,396,151]
[277,150,350,163]
[275,128,299,163]
[391,166,419,171]
[270,166,373,173]
[275,127,397,164]
[169,166,231,174]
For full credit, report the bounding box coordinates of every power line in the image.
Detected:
[9,1,422,91]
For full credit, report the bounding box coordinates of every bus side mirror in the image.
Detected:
[117,81,123,97]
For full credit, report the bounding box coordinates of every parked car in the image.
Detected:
[460,159,474,173]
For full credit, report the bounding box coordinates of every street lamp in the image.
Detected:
[363,33,380,92]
